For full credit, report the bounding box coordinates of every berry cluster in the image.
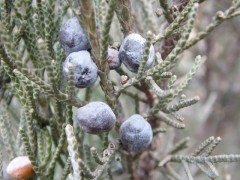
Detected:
[60,17,155,88]
[60,17,154,152]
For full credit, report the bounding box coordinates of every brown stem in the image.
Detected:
[78,1,120,120]
[140,81,154,108]
[127,153,137,180]
[158,0,189,59]
[115,0,135,37]
[78,0,100,65]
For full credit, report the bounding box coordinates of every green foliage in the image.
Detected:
[0,0,240,179]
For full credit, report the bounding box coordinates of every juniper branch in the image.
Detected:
[44,0,55,58]
[164,96,200,113]
[0,23,17,69]
[20,127,42,177]
[60,158,71,180]
[13,0,23,20]
[46,124,66,176]
[173,55,203,98]
[158,72,173,79]
[41,128,52,168]
[191,136,214,156]
[84,144,92,169]
[23,106,37,157]
[79,0,117,114]
[159,0,173,22]
[155,112,186,129]
[78,158,95,179]
[36,0,45,37]
[37,39,58,92]
[78,0,100,63]
[170,154,240,163]
[98,0,106,31]
[91,147,104,165]
[21,20,40,66]
[118,3,199,92]
[0,115,14,159]
[100,0,116,64]
[153,128,167,136]
[154,0,194,43]
[66,64,75,100]
[65,124,82,179]
[145,76,174,98]
[137,31,152,77]
[92,144,116,179]
[182,160,194,180]
[115,0,134,36]
[184,1,240,49]
[197,161,219,178]
[1,106,16,155]
[13,69,84,107]
[37,130,44,163]
[66,104,73,125]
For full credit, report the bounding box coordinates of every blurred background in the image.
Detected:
[184,1,240,179]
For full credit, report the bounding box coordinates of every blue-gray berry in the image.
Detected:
[63,51,98,88]
[76,101,116,134]
[118,33,155,73]
[107,47,121,69]
[119,114,153,152]
[59,17,91,53]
